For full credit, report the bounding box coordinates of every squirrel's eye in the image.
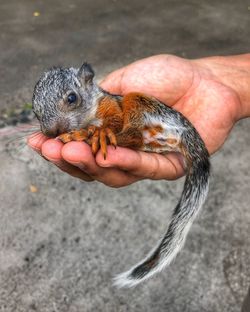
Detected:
[67,92,77,104]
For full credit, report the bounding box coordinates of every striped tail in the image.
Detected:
[113,155,210,288]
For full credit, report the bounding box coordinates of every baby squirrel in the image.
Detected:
[32,63,210,288]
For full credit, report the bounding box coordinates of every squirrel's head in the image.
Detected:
[32,63,102,137]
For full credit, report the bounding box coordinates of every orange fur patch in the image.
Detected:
[96,96,123,133]
[122,92,156,113]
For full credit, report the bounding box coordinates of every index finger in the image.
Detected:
[100,67,126,94]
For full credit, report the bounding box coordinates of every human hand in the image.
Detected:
[28,54,249,187]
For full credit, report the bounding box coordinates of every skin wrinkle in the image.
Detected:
[201,82,238,151]
[205,80,237,117]
[194,60,242,121]
[118,67,126,95]
[147,154,161,180]
[206,79,240,125]
[166,58,196,107]
[174,78,237,154]
[174,66,202,116]
[161,55,194,104]
[163,153,184,180]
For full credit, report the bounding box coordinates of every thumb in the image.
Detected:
[100,67,127,94]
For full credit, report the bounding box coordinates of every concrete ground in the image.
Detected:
[0,1,250,311]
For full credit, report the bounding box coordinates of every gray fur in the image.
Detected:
[32,65,102,137]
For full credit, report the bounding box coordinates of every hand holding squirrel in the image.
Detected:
[29,54,246,187]
[29,54,250,287]
[31,56,211,287]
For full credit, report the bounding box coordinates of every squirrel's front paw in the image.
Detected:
[58,129,88,143]
[87,126,117,159]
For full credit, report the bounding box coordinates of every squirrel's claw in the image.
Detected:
[100,129,107,159]
[59,126,117,159]
[87,126,117,159]
[91,129,100,155]
[106,128,117,148]
[87,125,97,138]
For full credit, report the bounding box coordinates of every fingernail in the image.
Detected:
[98,161,112,168]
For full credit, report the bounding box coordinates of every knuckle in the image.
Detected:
[146,156,160,180]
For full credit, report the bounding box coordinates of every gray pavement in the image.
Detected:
[0,1,250,311]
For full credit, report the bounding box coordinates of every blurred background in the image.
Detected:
[0,1,250,311]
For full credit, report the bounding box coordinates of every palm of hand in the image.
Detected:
[101,55,239,154]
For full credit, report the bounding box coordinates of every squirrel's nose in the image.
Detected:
[42,125,69,138]
[41,119,70,138]
[42,127,60,138]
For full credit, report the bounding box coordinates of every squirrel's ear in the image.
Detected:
[77,62,95,84]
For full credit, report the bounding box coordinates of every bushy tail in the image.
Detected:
[113,153,210,288]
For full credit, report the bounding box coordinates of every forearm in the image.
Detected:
[194,53,250,119]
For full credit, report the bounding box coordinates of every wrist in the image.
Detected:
[193,54,250,120]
